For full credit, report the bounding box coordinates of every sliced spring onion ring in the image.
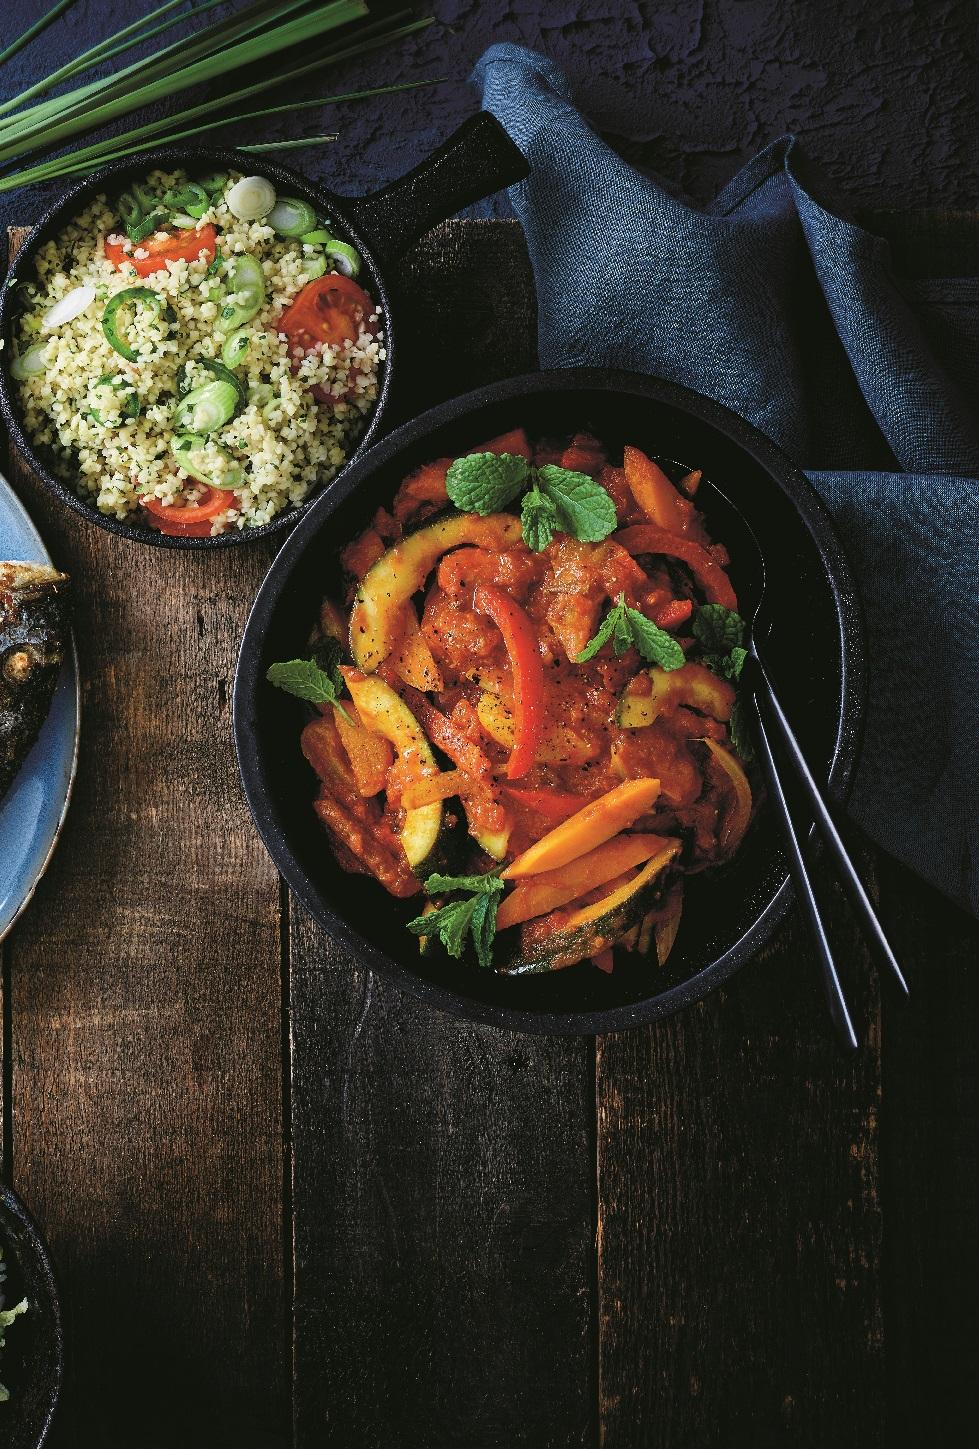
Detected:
[197,357,246,408]
[164,182,210,220]
[215,254,265,333]
[102,287,177,361]
[89,373,140,425]
[267,196,316,238]
[227,175,276,222]
[169,212,198,230]
[199,172,229,195]
[304,254,328,280]
[170,433,244,490]
[221,329,251,369]
[323,239,361,278]
[174,379,239,433]
[10,341,48,380]
[299,228,332,245]
[42,285,96,331]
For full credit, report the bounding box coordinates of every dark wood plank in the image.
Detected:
[878,858,979,1444]
[4,229,287,1446]
[597,864,885,1449]
[289,220,597,1449]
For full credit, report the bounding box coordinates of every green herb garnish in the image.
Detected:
[266,655,353,724]
[446,452,618,551]
[576,593,685,669]
[692,605,755,760]
[406,869,505,969]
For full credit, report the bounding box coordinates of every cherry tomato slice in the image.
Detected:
[142,484,230,536]
[105,225,217,278]
[278,274,374,354]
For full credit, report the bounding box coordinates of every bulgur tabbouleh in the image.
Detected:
[9,168,384,536]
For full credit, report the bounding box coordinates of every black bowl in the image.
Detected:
[234,369,865,1034]
[0,121,527,549]
[0,1183,62,1447]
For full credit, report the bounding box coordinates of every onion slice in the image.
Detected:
[42,285,95,331]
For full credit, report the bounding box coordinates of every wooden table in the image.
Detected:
[3,219,978,1448]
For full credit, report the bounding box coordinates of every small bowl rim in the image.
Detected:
[233,366,867,1035]
[0,1180,63,1444]
[0,144,394,549]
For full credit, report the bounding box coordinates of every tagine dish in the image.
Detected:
[266,427,756,976]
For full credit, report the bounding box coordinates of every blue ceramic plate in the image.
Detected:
[0,474,79,942]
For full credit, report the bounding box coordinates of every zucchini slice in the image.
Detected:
[476,691,599,767]
[349,512,523,672]
[343,671,443,871]
[499,841,681,975]
[616,663,735,728]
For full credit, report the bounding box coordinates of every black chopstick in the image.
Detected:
[753,655,910,999]
[751,693,859,1050]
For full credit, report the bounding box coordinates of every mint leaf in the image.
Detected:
[445,451,530,515]
[312,636,345,694]
[728,696,755,763]
[727,645,747,680]
[692,603,745,655]
[521,483,557,552]
[266,657,353,723]
[536,464,617,543]
[627,610,686,670]
[407,867,503,967]
[424,870,504,896]
[575,598,626,662]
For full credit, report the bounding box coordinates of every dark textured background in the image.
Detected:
[1,0,977,232]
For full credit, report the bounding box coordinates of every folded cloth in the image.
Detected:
[473,43,979,915]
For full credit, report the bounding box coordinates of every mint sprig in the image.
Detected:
[266,655,354,724]
[445,451,617,551]
[576,593,685,670]
[406,868,504,969]
[692,606,755,761]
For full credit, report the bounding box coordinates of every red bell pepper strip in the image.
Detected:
[615,524,738,610]
[473,583,544,780]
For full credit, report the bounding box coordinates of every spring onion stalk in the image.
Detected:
[0,0,368,160]
[0,0,80,68]
[302,253,329,279]
[0,23,434,188]
[196,359,247,406]
[42,286,96,330]
[0,0,312,127]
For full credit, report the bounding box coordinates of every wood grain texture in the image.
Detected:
[596,866,885,1449]
[877,858,979,1445]
[290,910,596,1449]
[288,221,596,1448]
[3,229,287,1447]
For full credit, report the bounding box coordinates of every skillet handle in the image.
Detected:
[341,113,528,268]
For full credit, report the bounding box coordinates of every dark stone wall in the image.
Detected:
[2,0,976,234]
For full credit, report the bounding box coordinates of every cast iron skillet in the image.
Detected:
[0,1181,62,1447]
[0,117,528,549]
[234,369,865,1035]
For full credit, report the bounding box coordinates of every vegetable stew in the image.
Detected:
[268,429,757,976]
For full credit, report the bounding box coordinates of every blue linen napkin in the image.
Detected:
[473,43,979,915]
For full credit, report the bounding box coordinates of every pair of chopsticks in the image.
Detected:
[748,654,909,1050]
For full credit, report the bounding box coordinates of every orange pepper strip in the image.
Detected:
[502,778,661,879]
[615,524,738,611]
[472,583,544,780]
[623,445,704,538]
[497,832,675,930]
